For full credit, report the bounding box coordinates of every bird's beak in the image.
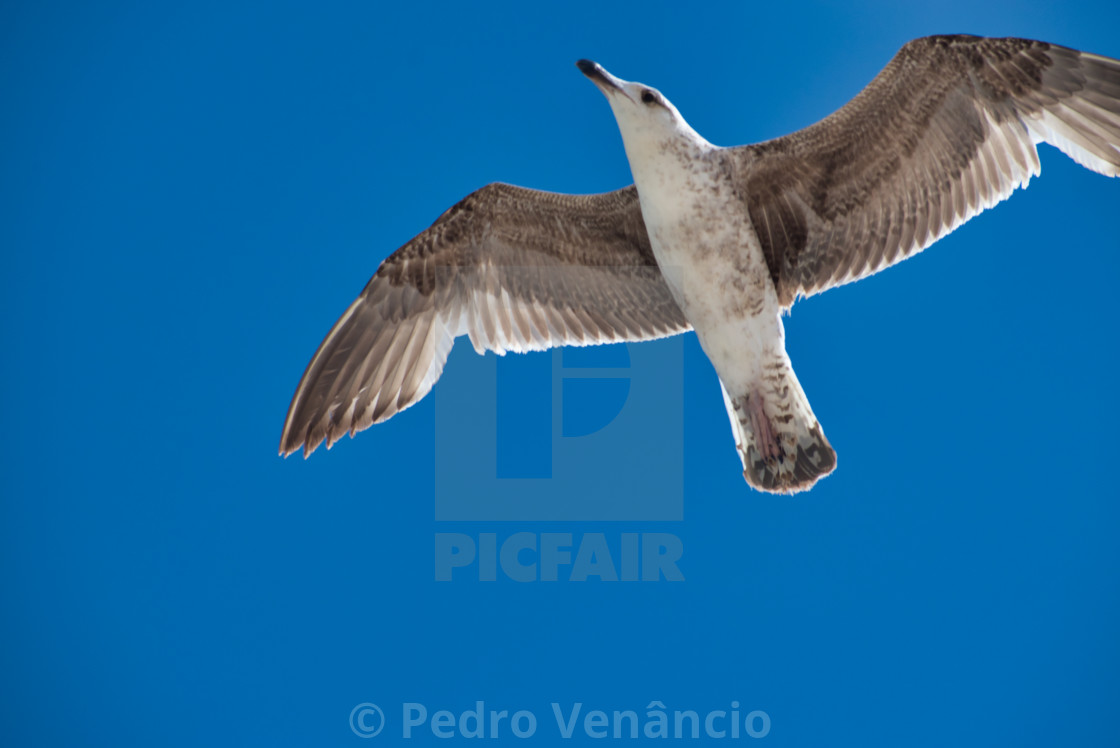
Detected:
[576,59,631,101]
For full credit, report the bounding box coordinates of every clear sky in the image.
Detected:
[3,1,1119,746]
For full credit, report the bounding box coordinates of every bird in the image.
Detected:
[279,35,1120,494]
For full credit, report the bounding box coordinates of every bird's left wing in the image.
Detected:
[279,183,689,457]
[730,35,1120,308]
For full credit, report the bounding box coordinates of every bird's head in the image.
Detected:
[576,59,709,163]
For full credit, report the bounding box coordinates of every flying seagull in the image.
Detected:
[280,35,1120,494]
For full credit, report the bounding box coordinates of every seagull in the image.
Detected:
[280,35,1120,494]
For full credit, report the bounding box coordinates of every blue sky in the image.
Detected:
[3,1,1119,745]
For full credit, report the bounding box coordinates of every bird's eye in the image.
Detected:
[641,90,657,105]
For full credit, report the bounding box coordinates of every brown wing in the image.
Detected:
[279,183,689,457]
[732,35,1120,307]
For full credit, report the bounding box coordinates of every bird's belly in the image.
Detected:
[648,217,785,393]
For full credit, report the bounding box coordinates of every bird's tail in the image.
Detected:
[720,366,836,494]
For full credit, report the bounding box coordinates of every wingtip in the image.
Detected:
[278,430,309,459]
[277,441,317,460]
[278,414,327,459]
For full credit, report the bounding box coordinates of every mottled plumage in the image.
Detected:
[280,35,1120,493]
[280,185,690,456]
[736,36,1120,306]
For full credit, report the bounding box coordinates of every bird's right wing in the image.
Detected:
[279,183,689,457]
[730,35,1120,308]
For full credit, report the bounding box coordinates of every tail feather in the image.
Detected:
[720,372,836,494]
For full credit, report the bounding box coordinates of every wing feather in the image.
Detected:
[280,184,690,456]
[733,35,1120,306]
